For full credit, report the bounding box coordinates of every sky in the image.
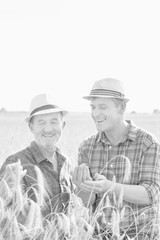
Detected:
[0,0,160,113]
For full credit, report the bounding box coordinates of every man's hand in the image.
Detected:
[72,163,92,187]
[3,160,27,189]
[0,160,27,206]
[80,173,111,194]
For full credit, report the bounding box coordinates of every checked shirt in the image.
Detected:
[78,120,160,236]
[0,141,73,219]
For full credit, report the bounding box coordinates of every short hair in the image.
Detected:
[112,98,127,112]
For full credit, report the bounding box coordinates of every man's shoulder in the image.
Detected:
[0,145,35,177]
[130,122,160,146]
[5,145,35,165]
[79,134,98,149]
[138,128,159,145]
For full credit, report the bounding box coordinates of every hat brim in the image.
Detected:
[83,95,129,102]
[25,108,68,122]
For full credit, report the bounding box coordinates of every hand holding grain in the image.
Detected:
[80,173,110,194]
[3,160,27,189]
[72,163,92,186]
[0,160,27,206]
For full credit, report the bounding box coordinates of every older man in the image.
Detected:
[73,78,160,239]
[0,93,73,221]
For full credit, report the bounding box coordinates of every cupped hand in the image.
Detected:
[80,173,110,194]
[72,163,92,186]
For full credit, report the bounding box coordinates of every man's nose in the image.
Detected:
[92,108,101,117]
[44,123,53,132]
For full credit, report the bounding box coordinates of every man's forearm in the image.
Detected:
[113,182,150,205]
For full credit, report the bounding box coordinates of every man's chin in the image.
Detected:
[96,126,106,132]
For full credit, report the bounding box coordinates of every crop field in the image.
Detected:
[0,111,160,239]
[0,111,160,169]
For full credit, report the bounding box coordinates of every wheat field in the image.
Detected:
[0,111,160,239]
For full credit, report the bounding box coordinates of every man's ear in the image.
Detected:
[62,120,66,129]
[28,122,33,132]
[120,101,126,113]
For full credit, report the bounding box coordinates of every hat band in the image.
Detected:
[90,89,125,98]
[30,104,59,116]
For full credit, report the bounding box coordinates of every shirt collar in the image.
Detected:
[126,120,137,142]
[96,132,110,145]
[30,141,66,164]
[95,120,137,145]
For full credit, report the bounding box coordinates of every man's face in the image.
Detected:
[29,112,65,152]
[90,97,123,133]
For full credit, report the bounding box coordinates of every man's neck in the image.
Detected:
[37,144,58,171]
[105,121,129,146]
[37,143,56,159]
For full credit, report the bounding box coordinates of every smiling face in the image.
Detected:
[29,112,65,153]
[90,97,124,133]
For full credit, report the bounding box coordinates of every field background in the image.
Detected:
[0,112,160,169]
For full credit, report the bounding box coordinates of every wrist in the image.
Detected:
[104,179,114,192]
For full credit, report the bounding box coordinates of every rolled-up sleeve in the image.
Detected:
[139,142,160,204]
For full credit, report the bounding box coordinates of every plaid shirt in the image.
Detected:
[78,120,160,235]
[0,141,73,218]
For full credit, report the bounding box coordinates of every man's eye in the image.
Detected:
[38,122,45,125]
[51,120,58,124]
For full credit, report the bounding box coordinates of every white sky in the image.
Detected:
[0,0,160,113]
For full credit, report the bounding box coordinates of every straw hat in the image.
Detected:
[83,78,129,102]
[25,93,68,122]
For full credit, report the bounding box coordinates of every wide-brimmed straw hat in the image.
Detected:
[25,93,68,122]
[83,78,129,102]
